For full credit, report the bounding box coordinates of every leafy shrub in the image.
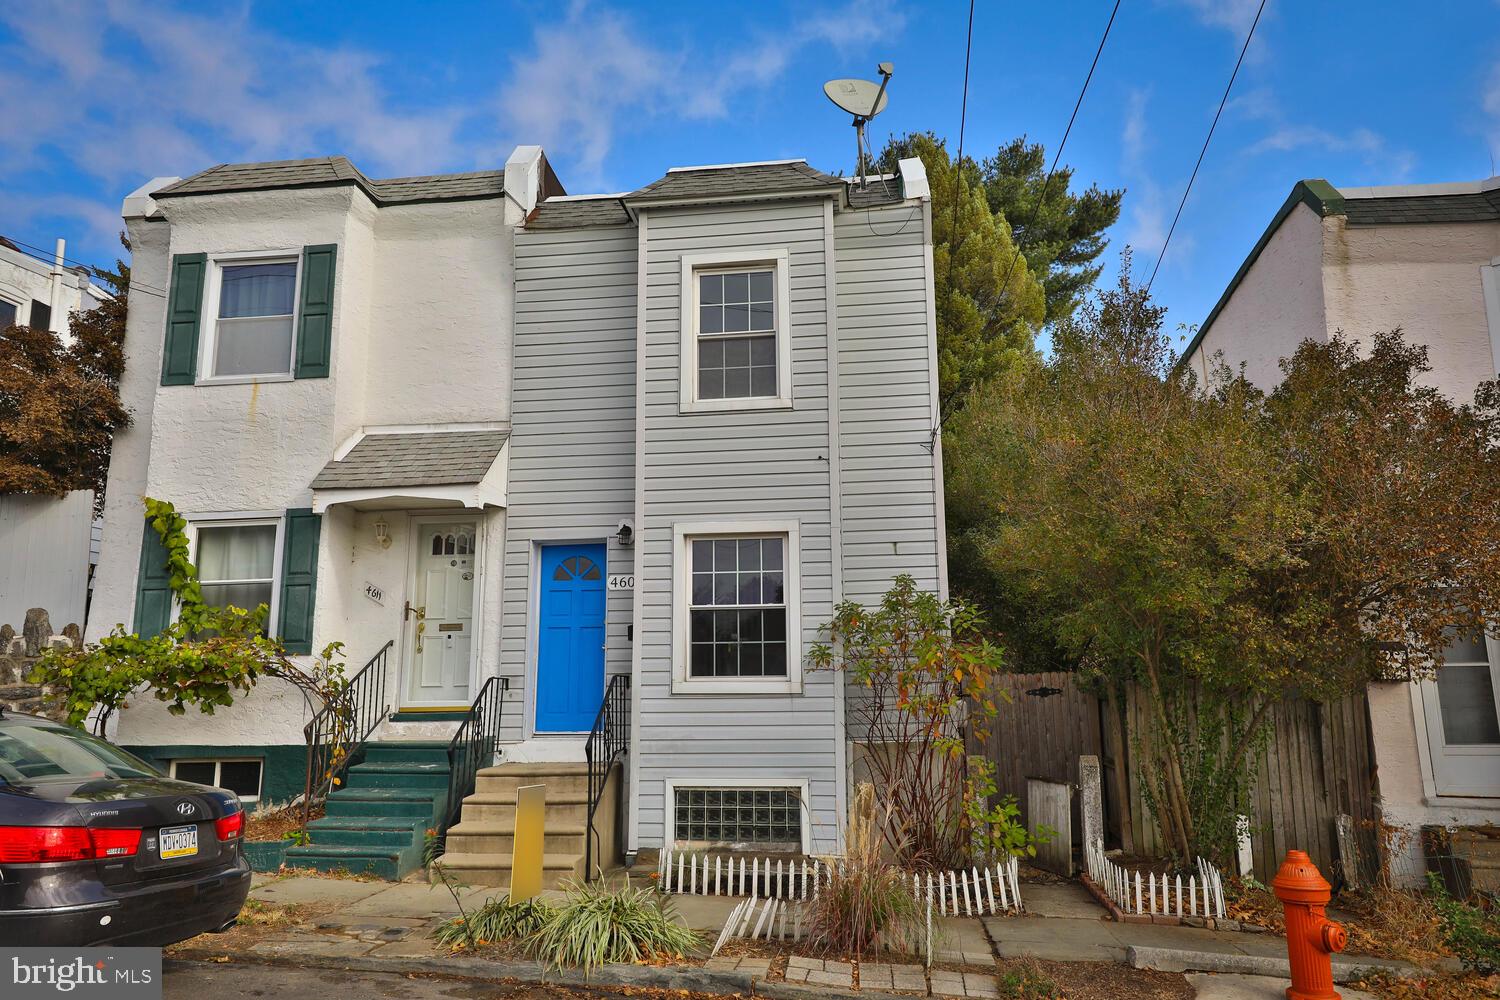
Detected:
[433,896,554,950]
[527,880,698,973]
[805,783,926,957]
[1428,873,1500,974]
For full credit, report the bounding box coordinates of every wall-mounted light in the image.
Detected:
[374,516,391,549]
[615,519,634,547]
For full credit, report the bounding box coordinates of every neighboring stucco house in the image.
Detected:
[87,149,945,881]
[0,236,112,634]
[1182,176,1500,862]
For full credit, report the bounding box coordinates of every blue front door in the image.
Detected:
[535,543,607,732]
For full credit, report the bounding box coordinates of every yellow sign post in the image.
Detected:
[510,783,546,901]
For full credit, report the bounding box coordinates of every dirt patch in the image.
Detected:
[1352,970,1500,1000]
[1225,878,1452,966]
[166,898,335,955]
[996,957,1191,1000]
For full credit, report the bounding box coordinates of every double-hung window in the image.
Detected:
[184,516,284,635]
[1419,627,1500,797]
[0,298,16,328]
[204,255,299,380]
[680,249,791,412]
[674,521,800,693]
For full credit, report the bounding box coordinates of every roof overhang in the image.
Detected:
[310,425,508,513]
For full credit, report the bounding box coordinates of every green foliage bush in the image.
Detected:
[433,896,554,950]
[1428,873,1500,975]
[526,880,699,973]
[997,959,1060,999]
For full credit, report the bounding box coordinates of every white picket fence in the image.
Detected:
[710,892,939,965]
[657,849,1024,916]
[1084,840,1225,919]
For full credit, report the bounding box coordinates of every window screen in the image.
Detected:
[689,536,787,678]
[674,787,801,847]
[213,260,296,377]
[697,269,776,400]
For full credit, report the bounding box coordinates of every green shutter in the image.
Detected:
[277,509,321,654]
[161,253,207,385]
[133,518,173,638]
[294,244,336,379]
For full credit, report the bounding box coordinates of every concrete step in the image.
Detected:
[364,742,451,766]
[283,843,414,881]
[459,795,588,826]
[443,821,587,856]
[435,851,585,888]
[346,761,451,791]
[476,762,589,778]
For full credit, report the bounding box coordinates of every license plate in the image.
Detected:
[159,824,199,860]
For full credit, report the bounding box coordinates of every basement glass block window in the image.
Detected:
[673,787,801,847]
[697,269,776,399]
[689,536,787,678]
[212,260,297,377]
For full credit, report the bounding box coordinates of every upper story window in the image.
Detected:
[679,249,791,413]
[206,257,299,379]
[0,298,16,328]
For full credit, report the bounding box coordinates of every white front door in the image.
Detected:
[404,520,477,707]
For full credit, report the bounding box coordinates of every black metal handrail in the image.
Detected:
[440,675,510,836]
[301,640,393,824]
[585,674,631,879]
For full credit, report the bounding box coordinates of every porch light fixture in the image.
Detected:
[373,516,391,549]
[615,519,634,547]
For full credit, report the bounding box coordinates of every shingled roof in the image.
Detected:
[153,157,505,205]
[624,160,844,205]
[311,429,509,490]
[527,196,633,230]
[1342,190,1500,226]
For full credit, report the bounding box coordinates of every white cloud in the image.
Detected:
[1171,0,1264,36]
[1245,121,1416,181]
[1118,88,1192,267]
[497,0,906,187]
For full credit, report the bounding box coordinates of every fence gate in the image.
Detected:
[972,672,1104,849]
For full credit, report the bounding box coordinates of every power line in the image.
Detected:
[2,234,168,298]
[1,239,166,299]
[943,0,976,294]
[998,0,1122,300]
[1145,0,1268,294]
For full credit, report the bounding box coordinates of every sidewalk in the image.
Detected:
[196,873,1415,1000]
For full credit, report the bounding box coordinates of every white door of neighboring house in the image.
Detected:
[403,520,477,708]
[1419,631,1500,798]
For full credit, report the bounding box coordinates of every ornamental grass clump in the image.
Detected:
[527,880,699,973]
[432,896,554,951]
[805,784,926,959]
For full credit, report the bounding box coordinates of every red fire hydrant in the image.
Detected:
[1272,850,1348,1000]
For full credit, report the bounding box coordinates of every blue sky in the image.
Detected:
[3,1,1498,346]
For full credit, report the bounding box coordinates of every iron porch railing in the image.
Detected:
[585,673,631,880]
[440,675,510,836]
[301,640,393,825]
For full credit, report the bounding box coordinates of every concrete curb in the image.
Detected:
[169,947,756,994]
[1125,945,1421,984]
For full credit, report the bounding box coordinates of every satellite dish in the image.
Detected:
[824,78,889,119]
[822,63,894,189]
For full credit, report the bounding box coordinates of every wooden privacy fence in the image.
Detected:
[1118,687,1377,877]
[975,673,1378,878]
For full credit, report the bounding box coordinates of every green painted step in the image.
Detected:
[305,817,425,849]
[282,843,413,881]
[363,742,451,765]
[345,761,451,791]
[322,787,444,821]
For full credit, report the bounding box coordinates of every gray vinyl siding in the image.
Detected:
[834,200,943,603]
[502,225,638,738]
[635,199,842,852]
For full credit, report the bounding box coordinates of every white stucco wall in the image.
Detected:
[1321,215,1500,401]
[1187,201,1328,389]
[366,201,513,426]
[92,166,532,751]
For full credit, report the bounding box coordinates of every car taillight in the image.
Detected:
[0,826,142,862]
[214,811,244,841]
